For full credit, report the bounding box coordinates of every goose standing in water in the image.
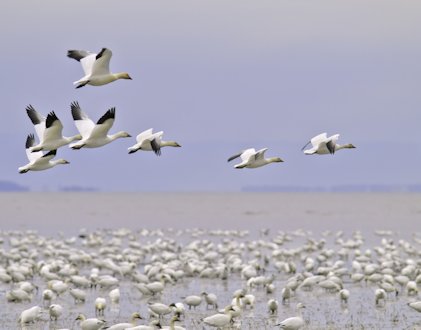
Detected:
[302,132,355,155]
[67,47,132,88]
[128,128,181,155]
[227,148,283,169]
[25,105,81,151]
[18,134,69,173]
[69,101,131,150]
[275,303,306,329]
[75,313,106,330]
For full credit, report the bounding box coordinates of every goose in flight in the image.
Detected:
[18,134,69,173]
[69,101,131,150]
[301,132,355,155]
[227,148,283,169]
[128,128,181,155]
[67,48,132,88]
[25,105,82,152]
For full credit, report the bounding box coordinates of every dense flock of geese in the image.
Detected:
[18,47,356,174]
[2,228,421,329]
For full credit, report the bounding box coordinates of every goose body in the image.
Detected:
[18,134,69,173]
[128,128,181,155]
[69,102,131,149]
[107,312,143,330]
[227,148,283,169]
[26,105,81,151]
[75,313,106,330]
[302,132,355,155]
[67,48,132,88]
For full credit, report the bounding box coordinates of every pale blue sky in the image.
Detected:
[2,0,421,191]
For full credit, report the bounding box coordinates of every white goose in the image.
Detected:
[69,101,131,149]
[18,134,70,173]
[128,128,181,155]
[302,132,355,155]
[227,148,283,169]
[75,314,106,330]
[67,47,132,88]
[26,105,81,151]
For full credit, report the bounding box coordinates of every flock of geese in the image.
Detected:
[18,47,356,174]
[3,228,421,329]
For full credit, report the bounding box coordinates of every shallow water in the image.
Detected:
[0,193,420,329]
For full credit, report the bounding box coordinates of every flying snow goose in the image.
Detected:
[67,48,132,88]
[18,134,70,173]
[301,132,355,155]
[128,128,181,155]
[227,148,283,169]
[69,101,131,150]
[26,105,81,152]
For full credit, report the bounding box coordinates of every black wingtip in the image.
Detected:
[97,107,115,125]
[43,149,57,158]
[46,111,59,128]
[26,105,42,125]
[95,48,107,60]
[25,134,35,148]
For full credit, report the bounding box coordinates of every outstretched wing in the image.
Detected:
[25,134,42,162]
[240,148,256,162]
[26,105,45,142]
[254,148,268,160]
[310,132,328,148]
[70,101,95,139]
[67,49,96,76]
[136,128,154,143]
[90,48,112,76]
[90,107,116,139]
[44,111,64,142]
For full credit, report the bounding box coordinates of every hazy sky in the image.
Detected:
[2,0,421,191]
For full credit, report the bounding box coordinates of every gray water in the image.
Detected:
[1,192,420,237]
[1,193,420,330]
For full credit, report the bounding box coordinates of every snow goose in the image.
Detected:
[128,128,181,155]
[148,302,172,319]
[69,101,131,149]
[75,314,106,330]
[18,134,70,173]
[227,148,283,169]
[126,320,160,330]
[275,303,306,329]
[301,132,355,155]
[183,295,202,310]
[49,303,63,321]
[202,306,236,328]
[19,306,42,325]
[95,297,106,316]
[159,315,185,330]
[408,301,421,313]
[67,47,132,88]
[106,312,143,330]
[25,105,81,151]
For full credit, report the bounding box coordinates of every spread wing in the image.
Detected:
[89,108,115,139]
[26,105,45,142]
[67,49,96,76]
[90,48,112,76]
[44,111,64,142]
[240,148,256,162]
[70,101,95,139]
[25,134,42,162]
[254,148,268,160]
[136,128,154,143]
[310,132,328,147]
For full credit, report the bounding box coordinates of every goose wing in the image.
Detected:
[149,131,163,156]
[136,128,154,143]
[89,107,116,139]
[240,148,256,162]
[70,102,95,139]
[90,48,112,76]
[67,50,96,76]
[254,148,268,160]
[44,111,64,141]
[25,134,42,162]
[227,151,244,162]
[26,105,45,142]
[37,149,57,164]
[326,134,340,154]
